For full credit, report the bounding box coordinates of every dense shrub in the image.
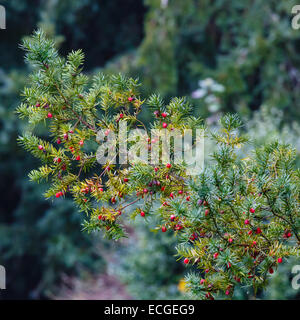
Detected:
[17,31,299,299]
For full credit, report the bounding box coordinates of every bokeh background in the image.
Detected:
[0,0,299,300]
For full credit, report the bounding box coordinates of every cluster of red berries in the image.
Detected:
[160,213,185,234]
[189,232,198,241]
[154,110,167,118]
[154,110,169,128]
[133,163,176,201]
[55,191,63,198]
[35,102,54,118]
[38,129,88,200]
[283,230,293,238]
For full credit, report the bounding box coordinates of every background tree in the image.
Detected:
[106,0,300,122]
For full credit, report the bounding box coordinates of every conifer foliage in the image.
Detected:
[17,30,299,299]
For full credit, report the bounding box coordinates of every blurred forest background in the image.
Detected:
[0,0,299,300]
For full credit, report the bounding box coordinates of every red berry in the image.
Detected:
[205,292,211,299]
[205,269,209,273]
[225,290,230,296]
[63,133,69,140]
[98,215,102,220]
[200,279,205,285]
[154,110,159,117]
[248,230,253,235]
[252,241,257,246]
[161,112,167,118]
[213,252,219,259]
[79,140,84,146]
[140,211,145,217]
[124,178,129,183]
[166,163,171,169]
[244,219,250,225]
[183,258,189,265]
[277,258,283,263]
[250,208,255,213]
[35,103,40,107]
[170,192,174,198]
[283,232,290,238]
[269,268,274,274]
[170,214,176,221]
[57,138,61,144]
[76,155,81,161]
[38,145,44,150]
[143,188,148,194]
[190,234,195,241]
[55,191,62,198]
[255,227,262,234]
[128,97,134,102]
[186,196,190,201]
[162,226,167,232]
[111,197,116,204]
[47,112,53,118]
[205,209,209,216]
[162,122,168,128]
[161,186,165,192]
[81,187,89,194]
[69,130,74,134]
[178,190,183,194]
[119,113,124,119]
[154,167,159,172]
[228,238,233,243]
[227,262,232,268]
[175,224,183,231]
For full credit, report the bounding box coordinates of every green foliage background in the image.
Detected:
[0,0,299,299]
